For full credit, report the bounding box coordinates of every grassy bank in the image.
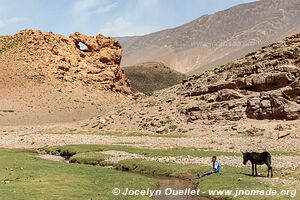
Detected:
[42,144,237,159]
[116,159,204,179]
[69,152,112,165]
[0,149,158,200]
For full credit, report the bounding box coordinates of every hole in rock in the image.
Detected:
[77,42,90,52]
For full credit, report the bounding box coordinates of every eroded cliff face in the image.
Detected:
[0,30,132,94]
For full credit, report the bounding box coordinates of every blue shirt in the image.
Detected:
[214,161,221,173]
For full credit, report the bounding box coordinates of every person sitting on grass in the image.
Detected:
[197,156,221,178]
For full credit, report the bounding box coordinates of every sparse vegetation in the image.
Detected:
[0,36,25,54]
[269,151,300,156]
[41,128,185,138]
[123,62,186,95]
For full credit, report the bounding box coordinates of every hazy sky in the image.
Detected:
[0,0,256,37]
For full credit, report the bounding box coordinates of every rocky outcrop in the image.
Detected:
[245,93,299,120]
[1,30,132,94]
[177,34,300,121]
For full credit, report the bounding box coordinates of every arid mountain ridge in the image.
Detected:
[119,0,300,73]
[88,32,300,134]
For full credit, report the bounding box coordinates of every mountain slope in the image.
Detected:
[119,0,300,73]
[123,62,186,95]
[89,32,300,133]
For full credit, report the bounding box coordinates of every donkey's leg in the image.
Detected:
[255,164,258,176]
[251,163,254,176]
[266,162,273,178]
[269,156,273,178]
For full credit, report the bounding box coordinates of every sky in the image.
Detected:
[0,0,257,37]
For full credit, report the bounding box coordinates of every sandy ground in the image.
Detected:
[0,85,131,126]
[0,121,299,152]
[1,130,299,152]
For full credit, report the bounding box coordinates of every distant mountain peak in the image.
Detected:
[119,0,300,73]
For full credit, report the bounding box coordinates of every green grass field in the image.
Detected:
[42,144,300,200]
[0,149,158,200]
[1,145,298,200]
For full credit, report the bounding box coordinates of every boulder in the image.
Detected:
[246,93,300,120]
[156,126,168,134]
[216,89,244,101]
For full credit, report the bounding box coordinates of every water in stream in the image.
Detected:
[152,178,210,200]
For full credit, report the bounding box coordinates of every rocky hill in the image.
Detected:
[119,0,300,73]
[0,30,132,125]
[123,62,186,95]
[0,30,131,94]
[88,32,300,133]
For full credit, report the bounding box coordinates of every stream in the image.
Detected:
[153,178,210,200]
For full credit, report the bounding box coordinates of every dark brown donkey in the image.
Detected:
[242,151,273,178]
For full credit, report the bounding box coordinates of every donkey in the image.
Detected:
[242,151,273,178]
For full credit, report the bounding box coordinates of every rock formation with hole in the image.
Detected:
[0,30,131,94]
[0,30,134,125]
